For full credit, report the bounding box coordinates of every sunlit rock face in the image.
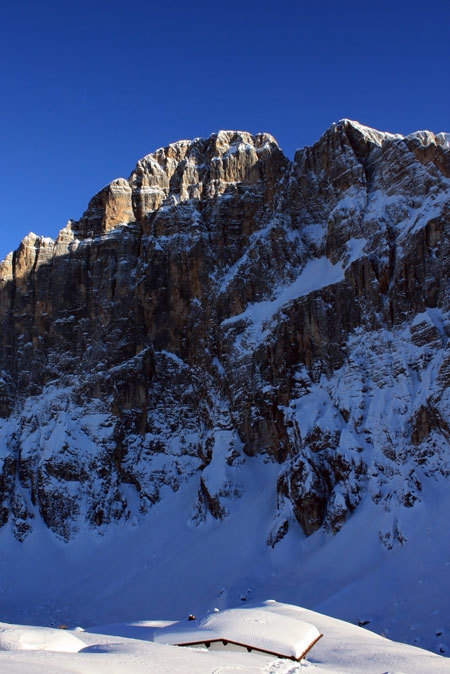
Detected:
[0,121,449,542]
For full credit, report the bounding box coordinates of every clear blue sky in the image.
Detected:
[1,0,449,261]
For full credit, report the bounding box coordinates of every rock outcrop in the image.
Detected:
[0,121,449,542]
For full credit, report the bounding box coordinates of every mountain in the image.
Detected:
[0,120,449,656]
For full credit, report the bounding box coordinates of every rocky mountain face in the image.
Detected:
[0,120,449,544]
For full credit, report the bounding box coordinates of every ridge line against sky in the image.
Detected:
[1,0,449,261]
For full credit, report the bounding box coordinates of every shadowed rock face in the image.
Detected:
[0,121,449,542]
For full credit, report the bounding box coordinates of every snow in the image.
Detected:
[154,602,321,660]
[436,132,450,149]
[332,120,450,153]
[222,238,366,347]
[0,429,449,658]
[407,130,450,150]
[221,141,254,158]
[0,624,85,653]
[0,602,447,673]
[159,349,187,367]
[333,119,403,145]
[301,222,327,246]
[201,429,239,496]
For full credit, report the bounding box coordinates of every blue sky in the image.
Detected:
[1,0,449,261]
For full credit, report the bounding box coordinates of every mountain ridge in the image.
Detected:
[2,119,448,264]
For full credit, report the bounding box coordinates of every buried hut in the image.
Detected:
[154,600,322,661]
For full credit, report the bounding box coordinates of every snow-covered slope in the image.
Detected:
[0,602,448,674]
[1,450,449,656]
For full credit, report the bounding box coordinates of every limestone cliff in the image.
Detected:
[0,121,449,543]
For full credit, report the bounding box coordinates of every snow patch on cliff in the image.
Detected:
[222,238,366,349]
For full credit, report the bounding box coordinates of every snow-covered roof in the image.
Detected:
[153,601,322,660]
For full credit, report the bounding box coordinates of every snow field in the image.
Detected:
[0,602,447,673]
